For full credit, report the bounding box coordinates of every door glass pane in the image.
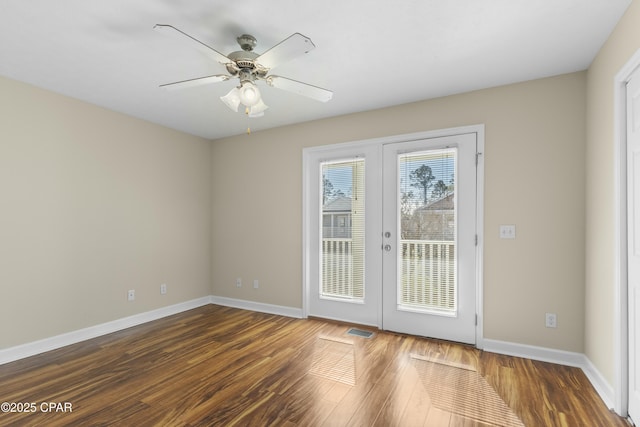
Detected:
[321,159,365,301]
[398,148,457,315]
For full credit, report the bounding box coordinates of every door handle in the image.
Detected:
[384,244,391,252]
[384,231,391,238]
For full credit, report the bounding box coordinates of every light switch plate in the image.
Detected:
[499,225,516,239]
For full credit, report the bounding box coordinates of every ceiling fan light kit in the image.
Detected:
[247,98,268,117]
[220,83,269,117]
[238,81,261,107]
[220,87,241,112]
[154,24,333,119]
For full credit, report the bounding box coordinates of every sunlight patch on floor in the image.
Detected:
[309,335,356,386]
[411,353,524,427]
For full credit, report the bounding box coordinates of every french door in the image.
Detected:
[305,143,382,326]
[304,129,480,344]
[382,133,477,344]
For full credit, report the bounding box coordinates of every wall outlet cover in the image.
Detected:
[545,312,557,328]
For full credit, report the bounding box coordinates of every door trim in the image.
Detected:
[302,124,485,347]
[614,47,640,417]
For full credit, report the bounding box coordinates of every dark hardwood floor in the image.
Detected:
[0,305,630,426]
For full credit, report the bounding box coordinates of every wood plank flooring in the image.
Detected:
[0,305,630,426]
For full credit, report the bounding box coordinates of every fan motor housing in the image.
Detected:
[226,51,267,77]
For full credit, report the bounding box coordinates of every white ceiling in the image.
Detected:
[0,0,631,140]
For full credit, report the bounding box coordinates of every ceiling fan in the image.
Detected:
[154,24,333,117]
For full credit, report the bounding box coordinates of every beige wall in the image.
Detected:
[586,1,640,387]
[212,72,587,352]
[0,76,212,349]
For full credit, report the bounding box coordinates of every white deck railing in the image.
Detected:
[322,238,355,298]
[322,238,455,310]
[400,240,456,311]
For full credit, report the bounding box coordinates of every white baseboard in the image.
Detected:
[0,296,211,365]
[582,356,616,411]
[483,338,615,410]
[483,338,586,367]
[210,296,304,319]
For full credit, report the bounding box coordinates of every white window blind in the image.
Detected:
[320,159,365,301]
[398,148,457,314]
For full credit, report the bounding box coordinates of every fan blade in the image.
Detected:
[154,24,231,66]
[160,74,230,91]
[267,76,333,102]
[256,33,315,70]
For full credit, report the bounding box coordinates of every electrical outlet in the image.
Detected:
[236,278,242,288]
[253,279,259,289]
[545,313,557,328]
[160,283,167,295]
[128,289,135,301]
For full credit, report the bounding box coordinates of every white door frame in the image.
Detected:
[302,124,485,347]
[614,48,640,417]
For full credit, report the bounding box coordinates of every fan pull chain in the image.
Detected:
[245,107,251,134]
